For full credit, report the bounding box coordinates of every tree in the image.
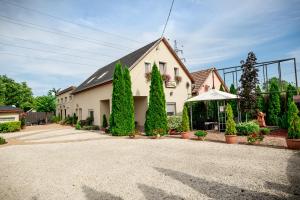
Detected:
[109,62,126,136]
[181,104,190,132]
[239,52,259,116]
[286,84,297,106]
[0,75,34,111]
[229,84,237,117]
[225,104,237,135]
[256,85,265,112]
[267,79,281,125]
[35,92,56,123]
[49,88,61,96]
[144,64,167,136]
[287,101,300,139]
[123,67,135,133]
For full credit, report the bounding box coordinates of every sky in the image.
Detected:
[0,0,300,96]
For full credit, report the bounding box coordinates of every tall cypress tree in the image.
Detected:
[123,67,135,134]
[144,64,167,136]
[239,52,259,117]
[110,62,126,136]
[267,79,281,125]
[229,84,237,117]
[256,85,265,112]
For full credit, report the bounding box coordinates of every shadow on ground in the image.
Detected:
[155,167,282,199]
[137,183,184,200]
[82,185,123,200]
[265,151,300,199]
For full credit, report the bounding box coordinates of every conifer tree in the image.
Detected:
[229,84,237,117]
[181,104,190,132]
[225,104,237,135]
[267,79,280,125]
[110,62,126,135]
[144,64,167,136]
[288,101,300,139]
[123,67,135,134]
[256,85,265,112]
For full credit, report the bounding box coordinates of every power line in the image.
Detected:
[161,0,175,38]
[0,15,130,51]
[0,51,99,67]
[0,34,117,58]
[1,0,141,44]
[0,41,110,63]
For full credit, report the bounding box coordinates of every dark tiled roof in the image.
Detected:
[73,38,160,94]
[0,106,22,113]
[191,68,212,94]
[57,86,76,96]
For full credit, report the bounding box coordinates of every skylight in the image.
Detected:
[86,77,95,84]
[97,71,108,79]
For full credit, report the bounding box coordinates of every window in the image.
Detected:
[159,62,166,74]
[166,103,176,116]
[0,117,15,122]
[65,97,67,103]
[61,98,63,103]
[145,62,151,73]
[88,109,94,124]
[97,71,108,79]
[174,68,179,76]
[79,108,82,120]
[69,95,72,101]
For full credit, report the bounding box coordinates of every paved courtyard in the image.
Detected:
[0,125,299,200]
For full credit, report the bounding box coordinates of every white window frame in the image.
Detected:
[166,102,176,116]
[145,62,151,73]
[159,62,166,74]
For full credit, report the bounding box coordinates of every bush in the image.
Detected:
[102,114,108,128]
[247,133,264,144]
[72,113,78,125]
[51,115,61,123]
[75,121,81,130]
[181,104,190,132]
[81,125,100,130]
[225,104,237,135]
[288,101,300,139]
[167,116,182,131]
[0,136,6,145]
[236,122,260,136]
[0,121,21,133]
[260,128,270,135]
[194,130,207,137]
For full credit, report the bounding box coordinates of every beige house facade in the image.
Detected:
[0,106,22,123]
[56,38,194,127]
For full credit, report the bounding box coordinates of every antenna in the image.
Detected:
[173,40,186,62]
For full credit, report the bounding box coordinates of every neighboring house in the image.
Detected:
[191,68,228,96]
[0,106,22,123]
[57,37,194,127]
[56,86,76,119]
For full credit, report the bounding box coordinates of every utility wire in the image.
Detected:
[161,0,175,38]
[0,51,99,67]
[0,41,110,62]
[0,15,130,51]
[0,34,117,58]
[1,0,141,44]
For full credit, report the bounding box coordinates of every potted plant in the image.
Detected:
[181,104,190,139]
[194,130,207,141]
[175,75,182,83]
[162,74,171,82]
[151,128,164,139]
[286,101,300,149]
[225,104,237,144]
[145,72,151,82]
[167,116,181,135]
[247,133,264,144]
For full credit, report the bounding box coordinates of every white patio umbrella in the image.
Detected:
[185,89,239,131]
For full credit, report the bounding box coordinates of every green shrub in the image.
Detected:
[236,122,259,136]
[167,116,182,131]
[225,104,237,135]
[288,101,300,139]
[278,113,288,129]
[75,121,81,130]
[0,121,21,133]
[194,130,207,137]
[260,128,270,135]
[247,133,264,144]
[81,125,100,130]
[0,136,6,145]
[72,113,78,125]
[51,115,61,123]
[181,104,190,132]
[102,114,108,128]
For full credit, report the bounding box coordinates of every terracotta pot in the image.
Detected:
[181,132,190,139]
[286,139,300,150]
[197,136,205,141]
[225,135,237,144]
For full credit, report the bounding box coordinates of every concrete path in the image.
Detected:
[0,125,299,200]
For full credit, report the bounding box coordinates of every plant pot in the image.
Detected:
[169,129,177,135]
[197,136,205,141]
[286,139,300,150]
[225,135,237,144]
[181,132,190,139]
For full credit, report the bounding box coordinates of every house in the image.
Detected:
[57,37,194,127]
[0,106,22,123]
[191,68,228,96]
[56,86,76,119]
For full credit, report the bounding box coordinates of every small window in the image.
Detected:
[145,62,151,73]
[87,77,95,84]
[159,62,166,74]
[174,68,179,76]
[69,95,72,101]
[61,98,63,102]
[65,97,67,102]
[166,103,176,116]
[98,71,108,79]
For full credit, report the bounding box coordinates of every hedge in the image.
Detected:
[0,121,21,133]
[236,121,259,136]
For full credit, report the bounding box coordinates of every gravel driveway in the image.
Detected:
[0,125,299,200]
